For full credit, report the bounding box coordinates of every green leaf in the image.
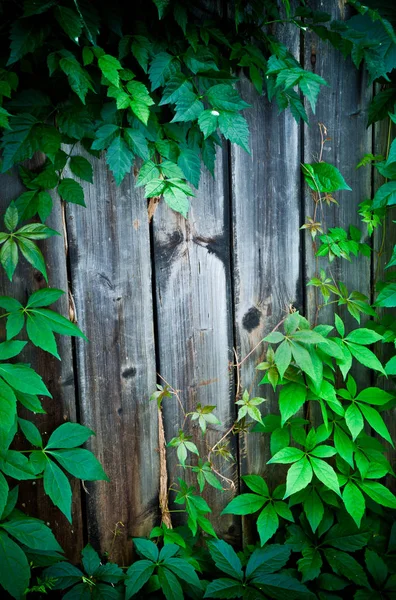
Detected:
[0,530,30,599]
[324,522,370,552]
[335,314,345,337]
[149,52,178,91]
[374,283,396,307]
[158,565,184,600]
[268,447,305,464]
[124,128,150,160]
[310,445,336,458]
[1,450,36,480]
[324,549,370,588]
[257,503,279,546]
[284,457,313,498]
[18,417,42,447]
[246,545,291,579]
[18,237,49,280]
[207,540,243,581]
[309,456,340,496]
[358,481,396,509]
[218,112,250,153]
[0,363,51,396]
[345,403,364,440]
[251,572,313,598]
[371,181,396,208]
[106,136,134,185]
[47,449,109,481]
[278,384,307,426]
[203,578,244,598]
[81,544,100,576]
[0,473,9,521]
[347,342,386,375]
[163,558,201,589]
[98,54,122,87]
[334,425,354,467]
[303,488,324,533]
[298,546,322,582]
[0,114,40,172]
[274,341,292,379]
[125,560,155,599]
[358,403,393,446]
[184,47,219,74]
[0,341,26,361]
[26,288,64,308]
[58,178,85,206]
[342,482,365,528]
[163,186,190,217]
[178,148,201,188]
[26,313,59,358]
[302,162,352,193]
[198,110,219,138]
[69,156,93,183]
[54,6,82,42]
[356,387,393,405]
[43,561,84,589]
[91,124,119,151]
[171,92,204,123]
[46,423,94,449]
[59,56,94,104]
[221,493,266,516]
[31,309,86,339]
[1,516,62,552]
[207,84,250,111]
[365,549,388,587]
[133,538,158,561]
[1,238,18,281]
[159,74,193,106]
[7,19,47,66]
[44,459,72,523]
[242,475,269,497]
[4,204,18,232]
[345,329,383,345]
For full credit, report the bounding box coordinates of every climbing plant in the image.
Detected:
[0,0,395,598]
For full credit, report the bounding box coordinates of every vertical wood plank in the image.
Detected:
[153,147,240,544]
[231,26,302,543]
[66,151,158,565]
[303,1,372,354]
[0,158,83,562]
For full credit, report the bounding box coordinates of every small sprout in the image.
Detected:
[236,390,266,424]
[189,404,221,434]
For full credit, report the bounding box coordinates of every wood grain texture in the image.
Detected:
[0,157,83,562]
[152,146,240,544]
[303,1,372,349]
[230,24,302,542]
[66,150,158,565]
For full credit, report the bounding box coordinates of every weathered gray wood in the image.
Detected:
[153,146,240,545]
[303,1,372,359]
[66,151,158,565]
[0,156,83,562]
[231,26,302,543]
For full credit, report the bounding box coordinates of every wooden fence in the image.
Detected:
[1,0,394,566]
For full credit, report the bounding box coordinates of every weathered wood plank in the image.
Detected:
[66,151,158,565]
[303,1,372,358]
[153,146,240,544]
[231,26,302,543]
[0,157,83,562]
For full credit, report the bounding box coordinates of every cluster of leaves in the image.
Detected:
[0,0,330,219]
